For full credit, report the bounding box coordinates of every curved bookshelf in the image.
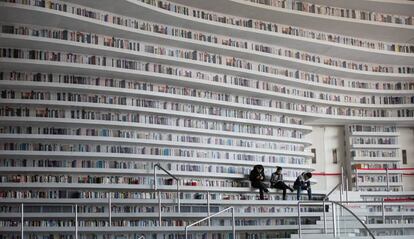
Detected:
[301,0,414,16]
[2,72,413,110]
[1,32,413,83]
[3,57,414,97]
[163,0,414,42]
[1,2,413,65]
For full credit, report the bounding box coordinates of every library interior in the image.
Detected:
[0,0,413,238]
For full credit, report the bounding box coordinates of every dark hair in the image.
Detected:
[276,166,282,171]
[254,165,264,171]
[305,172,312,178]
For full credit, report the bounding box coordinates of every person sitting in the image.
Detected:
[249,164,268,200]
[270,166,293,200]
[293,172,312,200]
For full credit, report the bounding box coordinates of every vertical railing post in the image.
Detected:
[386,168,390,191]
[177,183,180,214]
[75,204,78,239]
[323,200,327,234]
[355,169,359,191]
[158,191,162,226]
[382,199,385,224]
[21,203,24,239]
[345,177,349,203]
[154,166,157,190]
[108,192,112,226]
[231,207,235,239]
[297,202,301,238]
[207,191,211,226]
[332,202,336,237]
[339,168,344,216]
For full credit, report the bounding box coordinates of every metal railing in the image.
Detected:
[153,163,181,226]
[298,200,376,239]
[18,202,79,239]
[185,206,235,239]
[11,198,414,238]
[322,182,340,234]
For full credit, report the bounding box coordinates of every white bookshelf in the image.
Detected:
[346,124,404,192]
[163,0,414,42]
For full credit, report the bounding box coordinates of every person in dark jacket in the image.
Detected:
[270,167,294,200]
[249,164,268,200]
[293,172,312,200]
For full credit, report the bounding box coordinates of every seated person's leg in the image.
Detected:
[274,182,288,200]
[259,188,264,200]
[307,186,312,200]
[296,187,301,200]
[259,182,269,193]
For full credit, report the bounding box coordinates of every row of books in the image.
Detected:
[351,150,398,158]
[12,217,308,227]
[355,175,402,183]
[351,137,398,145]
[4,97,414,125]
[0,105,303,125]
[0,159,304,176]
[0,204,323,214]
[5,23,412,79]
[0,130,306,151]
[3,70,414,96]
[0,189,317,200]
[2,65,412,109]
[3,96,414,119]
[0,120,305,138]
[3,49,413,103]
[1,51,413,111]
[0,175,255,187]
[1,67,414,105]
[0,218,304,227]
[358,187,402,192]
[0,143,307,163]
[246,0,413,25]
[0,124,305,139]
[368,205,414,213]
[3,90,414,121]
[3,84,414,106]
[4,0,414,56]
[143,31,407,73]
[0,175,73,183]
[353,163,399,169]
[349,125,397,133]
[2,73,412,116]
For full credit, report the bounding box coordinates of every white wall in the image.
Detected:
[306,126,414,192]
[398,127,414,191]
[305,126,344,191]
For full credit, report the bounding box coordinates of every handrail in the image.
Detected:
[332,201,376,239]
[153,163,181,226]
[185,206,235,239]
[298,200,377,239]
[324,182,342,201]
[154,163,179,182]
